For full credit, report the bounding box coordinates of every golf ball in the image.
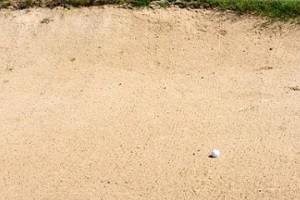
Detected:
[211,149,220,158]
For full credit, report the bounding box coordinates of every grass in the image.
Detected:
[0,0,299,21]
[131,0,150,6]
[187,0,300,20]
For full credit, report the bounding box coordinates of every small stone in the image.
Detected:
[40,18,51,24]
[5,66,13,72]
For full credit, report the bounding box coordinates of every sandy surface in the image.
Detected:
[0,6,300,199]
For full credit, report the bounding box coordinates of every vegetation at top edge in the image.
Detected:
[0,0,299,21]
[187,0,300,20]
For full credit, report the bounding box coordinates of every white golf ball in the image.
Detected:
[211,149,220,158]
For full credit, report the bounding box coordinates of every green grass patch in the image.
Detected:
[188,0,300,20]
[131,0,150,6]
[0,0,299,21]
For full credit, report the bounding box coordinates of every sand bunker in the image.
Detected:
[0,6,300,199]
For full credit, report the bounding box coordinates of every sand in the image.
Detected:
[0,6,300,199]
